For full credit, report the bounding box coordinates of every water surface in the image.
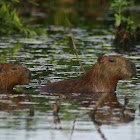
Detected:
[0,5,140,140]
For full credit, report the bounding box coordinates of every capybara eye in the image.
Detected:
[11,68,17,70]
[131,63,135,68]
[108,59,116,63]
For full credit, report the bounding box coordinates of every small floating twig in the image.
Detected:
[67,18,86,74]
[71,36,86,74]
[69,115,78,140]
[95,125,108,140]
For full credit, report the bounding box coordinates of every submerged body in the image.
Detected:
[0,63,31,89]
[41,56,136,93]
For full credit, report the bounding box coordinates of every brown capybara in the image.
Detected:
[0,63,31,89]
[41,56,136,93]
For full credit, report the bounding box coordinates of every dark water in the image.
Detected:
[0,6,140,140]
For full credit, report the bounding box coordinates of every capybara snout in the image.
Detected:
[19,68,31,85]
[0,63,31,89]
[126,59,136,78]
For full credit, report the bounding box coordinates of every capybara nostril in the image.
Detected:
[131,63,135,69]
[29,70,31,79]
[131,63,137,77]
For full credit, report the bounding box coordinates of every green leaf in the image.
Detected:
[114,13,121,27]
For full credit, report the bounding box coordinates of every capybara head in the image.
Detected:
[97,56,136,80]
[0,63,31,89]
[87,55,137,92]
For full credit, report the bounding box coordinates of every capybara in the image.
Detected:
[41,56,136,93]
[0,63,31,89]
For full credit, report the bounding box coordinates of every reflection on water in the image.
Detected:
[0,90,29,112]
[89,93,135,125]
[0,5,140,140]
[0,90,139,140]
[50,92,135,128]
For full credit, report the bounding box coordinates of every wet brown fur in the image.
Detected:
[41,56,136,93]
[0,63,31,89]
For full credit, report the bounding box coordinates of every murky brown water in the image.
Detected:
[0,5,140,140]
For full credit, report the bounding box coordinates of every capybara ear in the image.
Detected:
[98,56,104,64]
